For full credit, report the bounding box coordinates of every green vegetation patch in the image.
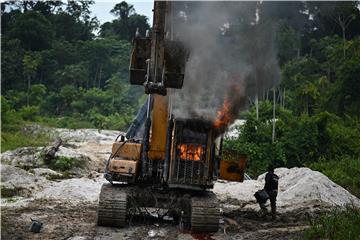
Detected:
[304,205,360,240]
[49,156,84,172]
[1,130,51,153]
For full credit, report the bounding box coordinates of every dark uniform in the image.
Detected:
[259,167,279,219]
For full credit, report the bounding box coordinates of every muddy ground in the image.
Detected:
[1,198,309,240]
[2,127,356,240]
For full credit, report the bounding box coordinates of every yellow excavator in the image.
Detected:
[97,1,247,232]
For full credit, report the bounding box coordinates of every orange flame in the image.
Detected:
[213,83,243,135]
[213,98,232,130]
[178,144,202,161]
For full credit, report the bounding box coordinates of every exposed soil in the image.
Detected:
[1,126,359,239]
[1,198,308,240]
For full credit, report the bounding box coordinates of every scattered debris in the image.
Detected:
[30,218,43,233]
[147,229,166,238]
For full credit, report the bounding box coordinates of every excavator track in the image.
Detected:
[97,183,127,227]
[190,192,220,233]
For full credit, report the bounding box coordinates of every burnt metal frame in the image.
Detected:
[168,119,214,190]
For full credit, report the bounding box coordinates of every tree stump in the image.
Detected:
[43,138,62,164]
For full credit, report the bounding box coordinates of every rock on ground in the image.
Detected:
[32,168,63,179]
[1,147,43,169]
[1,164,48,198]
[35,177,107,203]
[55,128,121,143]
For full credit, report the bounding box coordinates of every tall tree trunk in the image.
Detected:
[255,93,259,120]
[306,96,309,115]
[27,76,31,106]
[93,67,99,88]
[98,65,102,88]
[283,89,286,108]
[342,26,346,58]
[272,87,276,144]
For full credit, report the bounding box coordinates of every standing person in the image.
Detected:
[257,165,279,219]
[264,165,279,219]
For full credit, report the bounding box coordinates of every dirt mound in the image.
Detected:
[214,167,360,213]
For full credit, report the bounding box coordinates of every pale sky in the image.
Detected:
[90,0,154,26]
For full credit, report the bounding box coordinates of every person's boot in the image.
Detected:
[271,206,276,220]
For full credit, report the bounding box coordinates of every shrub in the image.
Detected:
[19,106,39,121]
[52,156,81,171]
[304,205,360,240]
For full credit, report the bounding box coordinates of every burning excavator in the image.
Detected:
[97,1,247,233]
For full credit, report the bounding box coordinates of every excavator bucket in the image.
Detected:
[162,40,187,89]
[129,38,187,92]
[129,38,150,86]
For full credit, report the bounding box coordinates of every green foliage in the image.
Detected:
[23,52,42,78]
[276,24,300,65]
[29,84,47,106]
[18,106,39,121]
[9,11,55,50]
[226,101,360,179]
[1,1,145,135]
[100,2,150,40]
[37,116,95,130]
[304,205,360,240]
[1,130,51,153]
[1,97,51,152]
[1,38,25,90]
[110,1,134,20]
[54,63,88,87]
[51,156,82,172]
[1,96,20,125]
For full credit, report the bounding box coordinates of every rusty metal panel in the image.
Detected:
[219,154,248,182]
[168,119,213,187]
[112,142,142,160]
[108,159,138,175]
